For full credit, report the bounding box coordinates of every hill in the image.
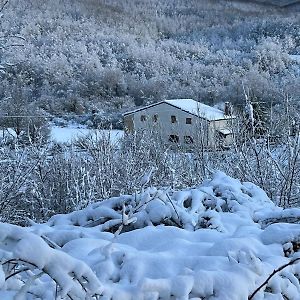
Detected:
[0,0,299,124]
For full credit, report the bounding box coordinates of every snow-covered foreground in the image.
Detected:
[50,126,124,144]
[1,172,300,299]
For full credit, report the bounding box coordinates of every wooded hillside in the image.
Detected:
[0,0,299,123]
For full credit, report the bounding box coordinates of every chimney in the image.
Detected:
[224,102,232,116]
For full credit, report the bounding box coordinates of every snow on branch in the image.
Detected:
[0,223,102,299]
[44,171,274,236]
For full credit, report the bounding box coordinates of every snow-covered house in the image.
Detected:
[123,99,235,148]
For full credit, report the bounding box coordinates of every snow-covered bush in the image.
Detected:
[0,223,102,299]
[44,171,274,234]
[1,121,300,224]
[1,172,300,299]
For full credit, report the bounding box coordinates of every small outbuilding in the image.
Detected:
[123,99,235,148]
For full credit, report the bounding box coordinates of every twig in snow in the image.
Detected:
[0,0,8,13]
[248,257,300,299]
[166,192,182,228]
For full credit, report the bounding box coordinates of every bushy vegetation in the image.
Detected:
[2,149,300,299]
[0,108,299,225]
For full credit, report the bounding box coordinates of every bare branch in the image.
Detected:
[248,257,300,299]
[0,0,9,13]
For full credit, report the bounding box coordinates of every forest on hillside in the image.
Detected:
[0,0,299,127]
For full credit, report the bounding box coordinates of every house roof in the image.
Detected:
[217,128,232,135]
[165,99,230,121]
[124,99,233,121]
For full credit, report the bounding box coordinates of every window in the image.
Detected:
[184,136,194,144]
[140,115,146,122]
[153,114,158,122]
[169,135,179,143]
[186,118,192,124]
[171,115,177,123]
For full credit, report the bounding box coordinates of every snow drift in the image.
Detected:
[1,171,300,299]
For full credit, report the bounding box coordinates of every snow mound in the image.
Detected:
[1,172,300,299]
[45,171,274,234]
[0,223,102,299]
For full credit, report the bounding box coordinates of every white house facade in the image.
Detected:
[123,99,235,148]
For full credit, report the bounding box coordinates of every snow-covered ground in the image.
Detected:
[1,172,300,299]
[50,126,124,144]
[0,127,124,144]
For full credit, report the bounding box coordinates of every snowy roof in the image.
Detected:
[165,99,230,121]
[124,99,233,121]
[217,128,232,135]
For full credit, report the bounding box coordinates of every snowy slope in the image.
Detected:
[1,172,300,299]
[50,127,123,144]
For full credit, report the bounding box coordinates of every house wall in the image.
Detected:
[124,103,233,147]
[129,102,199,144]
[211,119,235,147]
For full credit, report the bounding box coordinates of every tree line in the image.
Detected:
[0,0,298,125]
